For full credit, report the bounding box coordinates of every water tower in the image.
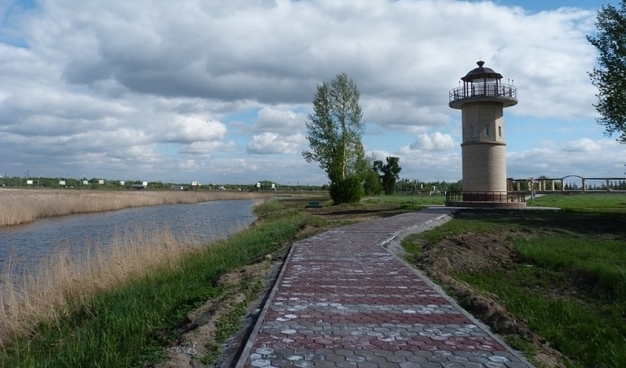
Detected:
[448,61,524,208]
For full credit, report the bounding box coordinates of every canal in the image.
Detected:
[0,199,258,273]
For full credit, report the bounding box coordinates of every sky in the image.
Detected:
[1,0,625,186]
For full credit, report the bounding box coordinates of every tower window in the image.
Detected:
[485,125,490,136]
[470,126,475,137]
[498,126,502,137]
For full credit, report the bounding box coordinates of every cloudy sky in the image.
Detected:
[1,0,624,185]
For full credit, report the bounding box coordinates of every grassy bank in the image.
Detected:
[0,189,271,226]
[363,193,446,207]
[402,194,626,367]
[0,200,305,367]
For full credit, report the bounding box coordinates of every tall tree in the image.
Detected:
[374,156,402,195]
[587,1,626,142]
[303,73,366,204]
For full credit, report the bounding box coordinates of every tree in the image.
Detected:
[362,155,383,195]
[302,73,366,204]
[587,1,626,142]
[373,156,402,195]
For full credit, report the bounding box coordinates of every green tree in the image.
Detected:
[587,1,626,142]
[361,154,382,195]
[302,73,366,204]
[374,156,402,195]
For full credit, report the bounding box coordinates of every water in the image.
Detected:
[0,199,258,272]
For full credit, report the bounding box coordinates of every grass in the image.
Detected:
[202,278,263,365]
[363,193,446,207]
[0,199,304,367]
[401,194,626,367]
[0,188,271,226]
[530,192,626,212]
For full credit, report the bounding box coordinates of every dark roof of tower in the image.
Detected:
[461,60,503,82]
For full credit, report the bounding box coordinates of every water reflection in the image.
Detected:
[0,199,257,272]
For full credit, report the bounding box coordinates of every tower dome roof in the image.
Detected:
[461,61,503,82]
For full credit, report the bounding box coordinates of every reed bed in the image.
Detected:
[0,189,270,227]
[0,203,304,366]
[0,225,199,345]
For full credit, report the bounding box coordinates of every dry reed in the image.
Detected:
[0,189,271,227]
[0,225,202,345]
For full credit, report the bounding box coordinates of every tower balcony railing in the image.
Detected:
[449,83,517,103]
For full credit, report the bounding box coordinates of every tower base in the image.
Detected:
[445,191,527,209]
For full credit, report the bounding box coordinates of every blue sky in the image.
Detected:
[1,0,625,185]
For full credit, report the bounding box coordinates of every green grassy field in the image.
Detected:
[530,193,626,211]
[362,193,446,207]
[402,194,626,367]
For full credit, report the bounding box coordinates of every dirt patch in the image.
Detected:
[152,251,287,368]
[413,231,567,368]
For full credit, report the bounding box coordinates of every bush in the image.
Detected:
[329,175,363,204]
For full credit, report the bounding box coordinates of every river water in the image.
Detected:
[0,199,258,273]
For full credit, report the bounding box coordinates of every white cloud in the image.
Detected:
[562,138,603,152]
[161,117,227,144]
[179,141,237,155]
[247,133,306,154]
[0,0,616,183]
[254,107,307,135]
[407,132,457,151]
[363,98,449,132]
[508,138,625,178]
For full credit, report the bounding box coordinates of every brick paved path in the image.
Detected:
[237,209,535,368]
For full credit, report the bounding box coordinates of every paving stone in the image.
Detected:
[392,351,414,357]
[335,362,358,368]
[372,351,395,358]
[399,363,422,368]
[404,355,430,363]
[250,359,272,367]
[365,356,389,364]
[484,363,507,368]
[345,356,366,363]
[272,359,294,367]
[378,362,401,368]
[506,363,536,368]
[468,356,491,364]
[385,356,407,364]
[294,361,315,368]
[355,363,379,368]
[314,361,336,368]
[326,355,346,363]
[237,211,535,368]
[441,363,465,368]
[417,363,443,368]
[446,355,470,363]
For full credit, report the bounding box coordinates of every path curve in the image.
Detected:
[237,208,535,368]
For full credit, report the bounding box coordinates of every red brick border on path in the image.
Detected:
[237,209,535,368]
